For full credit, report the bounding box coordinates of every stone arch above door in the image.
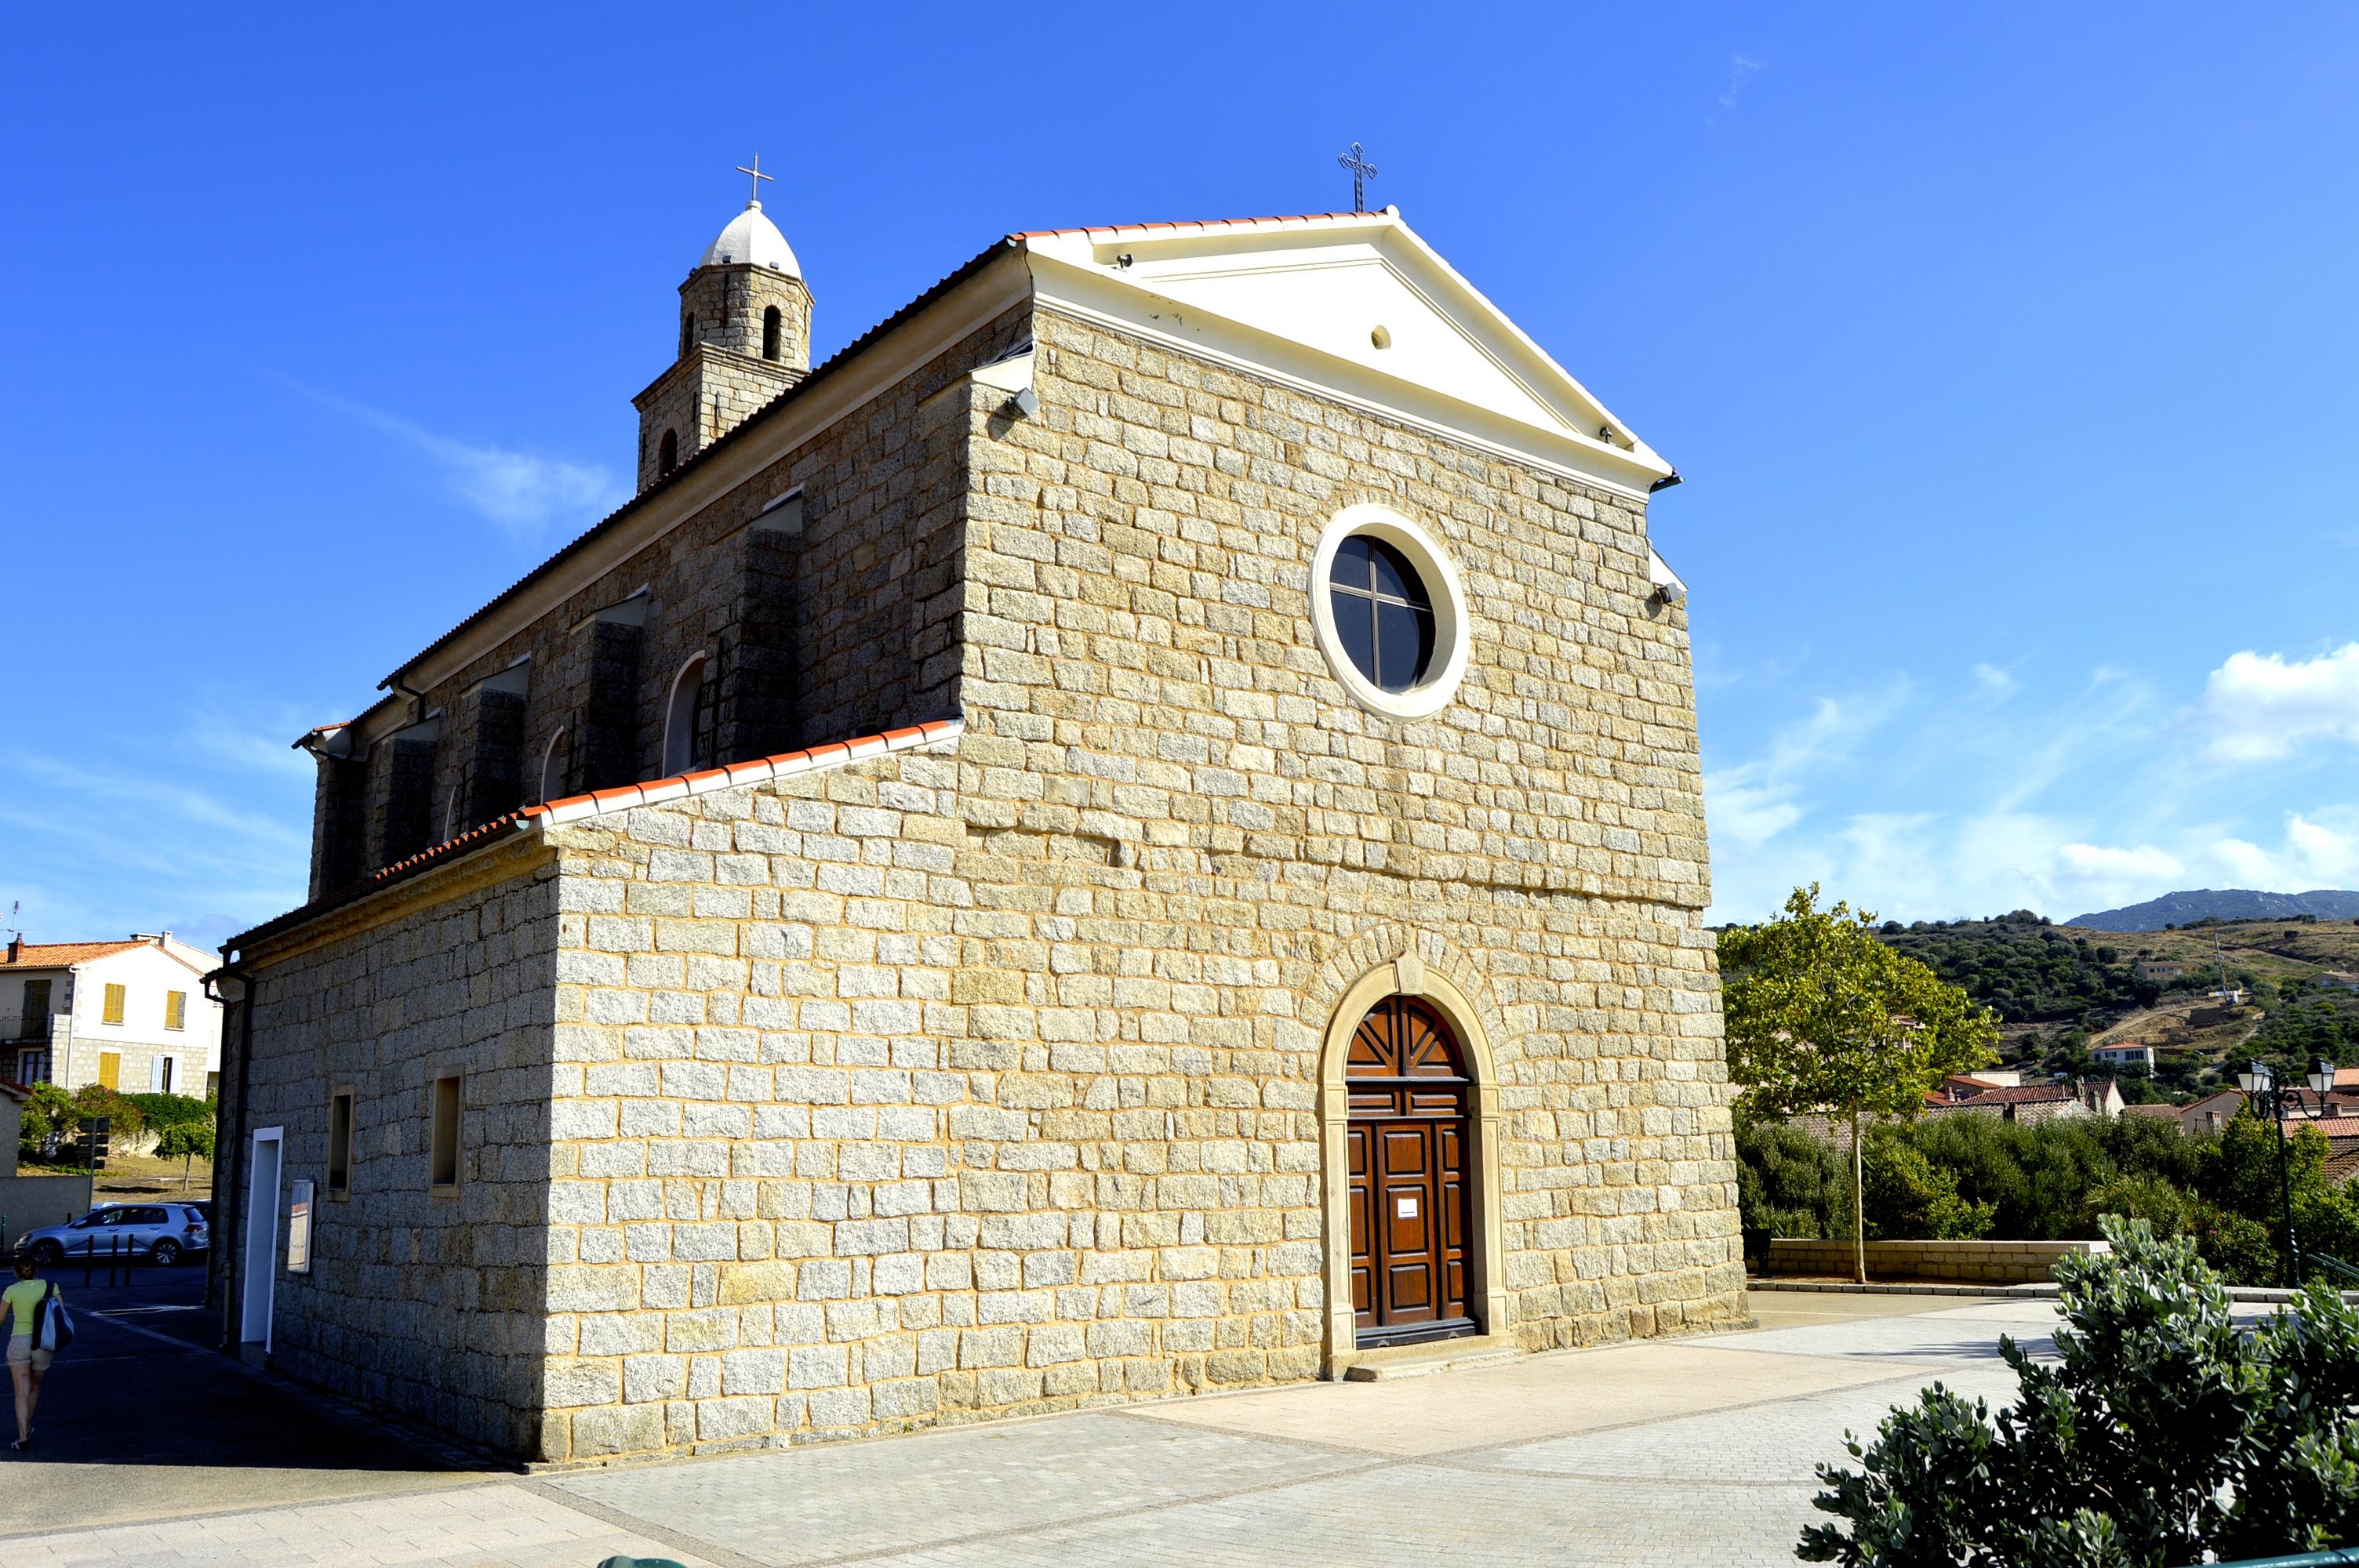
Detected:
[1316,952,1512,1376]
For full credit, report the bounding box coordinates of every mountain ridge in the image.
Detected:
[2065,888,2359,932]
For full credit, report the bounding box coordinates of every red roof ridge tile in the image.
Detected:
[1012,211,1376,240]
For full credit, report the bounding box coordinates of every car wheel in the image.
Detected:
[149,1239,183,1267]
[31,1240,64,1268]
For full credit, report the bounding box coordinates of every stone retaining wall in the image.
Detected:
[1765,1238,2110,1284]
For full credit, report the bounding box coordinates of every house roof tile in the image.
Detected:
[0,940,143,969]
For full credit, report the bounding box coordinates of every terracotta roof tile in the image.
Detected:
[0,939,143,969]
[1935,1083,2081,1106]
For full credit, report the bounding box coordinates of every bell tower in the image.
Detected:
[633,159,814,492]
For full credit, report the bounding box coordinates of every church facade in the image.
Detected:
[213,191,1743,1463]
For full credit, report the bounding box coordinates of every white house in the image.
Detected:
[2091,1043,2157,1072]
[1,935,224,1095]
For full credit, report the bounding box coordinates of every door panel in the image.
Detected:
[1347,1124,1374,1323]
[1345,996,1476,1342]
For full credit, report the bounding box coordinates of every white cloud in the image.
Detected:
[2197,643,2359,763]
[1972,662,2017,697]
[2058,843,2184,881]
[1702,684,1909,853]
[291,382,624,539]
[360,407,623,536]
[0,701,320,949]
[2208,811,2359,891]
[1719,54,1764,109]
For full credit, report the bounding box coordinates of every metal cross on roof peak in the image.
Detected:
[1336,142,1378,214]
[736,154,776,206]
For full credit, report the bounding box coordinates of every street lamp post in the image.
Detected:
[2234,1056,2338,1289]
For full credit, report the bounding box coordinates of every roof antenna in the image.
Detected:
[3,901,18,941]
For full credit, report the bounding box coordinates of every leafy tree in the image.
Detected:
[151,1119,215,1192]
[16,1082,75,1162]
[1721,885,2000,1282]
[1799,1218,2359,1565]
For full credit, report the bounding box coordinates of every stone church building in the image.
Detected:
[212,185,1742,1463]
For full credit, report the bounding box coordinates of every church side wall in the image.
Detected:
[234,848,560,1459]
[391,305,1032,872]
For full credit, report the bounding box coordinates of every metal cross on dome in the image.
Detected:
[736,154,776,205]
[1336,142,1378,213]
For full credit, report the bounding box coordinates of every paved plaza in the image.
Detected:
[2,1290,2066,1567]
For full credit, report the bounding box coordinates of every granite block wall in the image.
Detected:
[235,849,562,1457]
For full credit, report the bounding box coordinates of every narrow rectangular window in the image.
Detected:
[21,978,50,1036]
[103,982,125,1025]
[328,1091,354,1196]
[428,1075,462,1191]
[151,1054,174,1093]
[97,1051,121,1089]
[165,990,186,1030]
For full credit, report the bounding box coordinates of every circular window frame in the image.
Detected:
[1308,504,1471,720]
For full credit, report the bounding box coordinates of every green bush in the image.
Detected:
[1735,1118,1848,1260]
[69,1083,145,1138]
[122,1092,213,1131]
[1736,1101,2359,1286]
[1900,1113,2114,1239]
[2082,1171,2193,1236]
[1800,1218,2359,1564]
[1862,1129,1994,1240]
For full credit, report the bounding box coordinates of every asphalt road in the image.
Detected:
[0,1254,502,1533]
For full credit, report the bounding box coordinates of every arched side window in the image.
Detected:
[680,313,696,356]
[658,429,678,476]
[661,654,707,776]
[538,728,567,805]
[762,306,783,361]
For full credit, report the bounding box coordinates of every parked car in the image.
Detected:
[14,1203,209,1266]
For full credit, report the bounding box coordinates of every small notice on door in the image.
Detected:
[1396,1196,1418,1219]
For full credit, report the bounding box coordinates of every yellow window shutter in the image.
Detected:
[166,990,186,1030]
[104,983,125,1024]
[98,1051,121,1089]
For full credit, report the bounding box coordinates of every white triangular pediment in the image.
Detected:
[1022,212,1670,495]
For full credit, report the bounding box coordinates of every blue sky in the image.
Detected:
[4,5,2355,952]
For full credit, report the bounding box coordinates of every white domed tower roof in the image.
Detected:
[700,200,800,275]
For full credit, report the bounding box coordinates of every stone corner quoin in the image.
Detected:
[218,209,1743,1467]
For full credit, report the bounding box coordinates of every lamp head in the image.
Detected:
[2311,1058,2338,1096]
[2237,1059,2272,1094]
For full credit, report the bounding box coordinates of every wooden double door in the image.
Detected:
[1347,996,1475,1345]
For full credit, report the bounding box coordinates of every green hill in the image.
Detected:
[1871,912,2359,1099]
[2065,888,2359,931]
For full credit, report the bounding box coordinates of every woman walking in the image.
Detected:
[4,1254,57,1451]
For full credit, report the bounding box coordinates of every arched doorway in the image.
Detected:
[1346,995,1475,1345]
